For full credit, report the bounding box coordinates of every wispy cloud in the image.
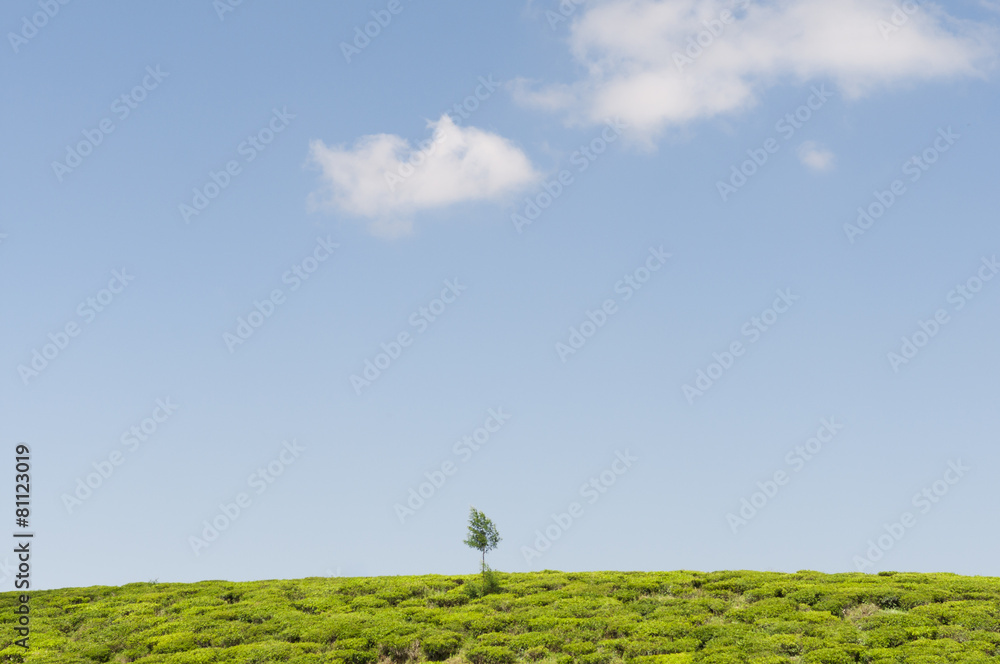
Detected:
[797,141,835,171]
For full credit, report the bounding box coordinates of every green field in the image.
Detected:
[4,570,1000,663]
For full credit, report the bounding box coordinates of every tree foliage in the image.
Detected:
[463,506,502,568]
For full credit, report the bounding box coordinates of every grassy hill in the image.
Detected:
[4,570,1000,663]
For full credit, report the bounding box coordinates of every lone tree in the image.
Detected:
[463,506,501,571]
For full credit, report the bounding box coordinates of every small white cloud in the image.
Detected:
[518,0,997,142]
[797,141,835,171]
[308,115,540,238]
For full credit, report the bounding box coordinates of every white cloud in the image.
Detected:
[308,115,540,237]
[520,0,997,141]
[797,141,835,171]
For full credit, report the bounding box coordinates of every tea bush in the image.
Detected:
[4,570,1000,662]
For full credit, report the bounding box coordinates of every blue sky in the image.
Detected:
[2,0,999,591]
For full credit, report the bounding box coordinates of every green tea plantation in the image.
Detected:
[3,570,1000,663]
